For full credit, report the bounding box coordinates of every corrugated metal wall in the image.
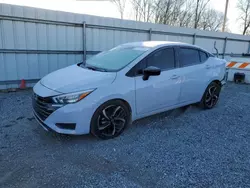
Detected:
[1,3,250,89]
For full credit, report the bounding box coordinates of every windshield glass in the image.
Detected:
[85,46,150,71]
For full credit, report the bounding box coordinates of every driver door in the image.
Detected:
[134,47,181,115]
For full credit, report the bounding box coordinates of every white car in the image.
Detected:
[32,41,226,139]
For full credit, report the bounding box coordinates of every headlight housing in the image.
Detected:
[52,89,94,104]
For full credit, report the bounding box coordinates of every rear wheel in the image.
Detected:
[90,100,131,139]
[200,82,221,109]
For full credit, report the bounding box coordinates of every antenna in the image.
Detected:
[214,41,219,58]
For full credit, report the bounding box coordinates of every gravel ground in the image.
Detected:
[1,83,250,188]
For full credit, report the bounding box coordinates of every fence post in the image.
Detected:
[82,21,87,61]
[223,37,227,59]
[193,33,196,45]
[149,28,152,41]
[248,41,250,53]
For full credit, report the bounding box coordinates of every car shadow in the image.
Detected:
[132,104,194,125]
[36,104,199,143]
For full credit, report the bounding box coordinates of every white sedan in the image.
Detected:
[32,41,227,139]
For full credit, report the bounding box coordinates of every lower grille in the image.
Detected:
[32,93,57,121]
[33,111,54,132]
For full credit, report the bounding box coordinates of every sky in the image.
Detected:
[0,0,241,34]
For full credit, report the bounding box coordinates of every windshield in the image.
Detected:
[84,46,150,71]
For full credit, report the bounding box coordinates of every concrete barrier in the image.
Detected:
[226,57,250,83]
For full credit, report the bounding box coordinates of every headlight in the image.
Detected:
[52,89,94,104]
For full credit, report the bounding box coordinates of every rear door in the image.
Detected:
[177,47,210,103]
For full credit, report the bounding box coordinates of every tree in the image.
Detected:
[129,0,228,33]
[199,9,224,31]
[237,0,250,35]
[194,0,210,29]
[111,0,127,19]
[154,0,184,25]
[131,0,155,22]
[131,0,142,21]
[177,0,194,27]
[168,0,186,26]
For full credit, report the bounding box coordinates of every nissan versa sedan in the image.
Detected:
[32,41,227,139]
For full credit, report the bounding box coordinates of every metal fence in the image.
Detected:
[1,3,250,89]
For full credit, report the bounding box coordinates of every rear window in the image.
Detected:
[200,51,208,62]
[179,48,200,67]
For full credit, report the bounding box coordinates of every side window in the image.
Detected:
[179,48,200,67]
[126,48,175,77]
[199,51,208,62]
[146,48,175,70]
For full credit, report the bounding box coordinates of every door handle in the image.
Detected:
[170,75,179,79]
[206,65,212,69]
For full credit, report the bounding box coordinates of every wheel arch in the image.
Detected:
[212,79,222,87]
[108,98,132,114]
[93,98,133,117]
[199,79,222,101]
[206,78,222,90]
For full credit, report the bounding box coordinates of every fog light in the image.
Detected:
[55,123,76,130]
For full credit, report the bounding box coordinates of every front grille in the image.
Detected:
[32,93,57,121]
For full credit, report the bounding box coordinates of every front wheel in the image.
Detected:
[90,100,131,140]
[200,82,221,109]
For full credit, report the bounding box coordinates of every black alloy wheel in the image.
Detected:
[200,82,221,109]
[91,100,130,139]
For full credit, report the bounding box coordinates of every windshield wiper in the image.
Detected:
[85,65,107,72]
[79,62,107,72]
[79,61,86,68]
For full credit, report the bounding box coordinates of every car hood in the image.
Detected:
[40,64,116,93]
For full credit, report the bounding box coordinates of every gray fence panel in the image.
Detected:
[1,3,250,89]
[226,40,249,54]
[167,35,193,44]
[151,34,193,44]
[0,53,82,89]
[86,28,149,51]
[0,53,5,81]
[196,38,225,53]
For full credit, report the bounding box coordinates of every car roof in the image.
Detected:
[120,41,208,51]
[119,41,212,55]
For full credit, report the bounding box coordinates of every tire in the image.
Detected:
[90,100,131,140]
[200,82,221,109]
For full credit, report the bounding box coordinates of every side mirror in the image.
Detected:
[142,66,161,80]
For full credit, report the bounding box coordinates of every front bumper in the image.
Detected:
[32,97,92,135]
[33,110,55,133]
[32,82,93,135]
